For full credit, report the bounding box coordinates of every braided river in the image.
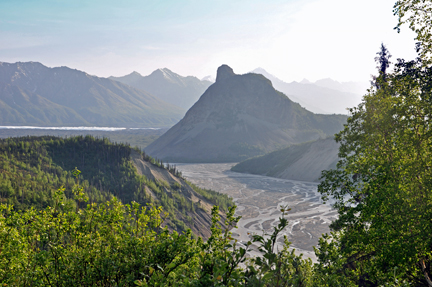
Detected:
[176,163,337,262]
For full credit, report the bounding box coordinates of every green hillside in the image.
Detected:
[0,135,233,237]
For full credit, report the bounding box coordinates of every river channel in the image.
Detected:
[175,163,337,261]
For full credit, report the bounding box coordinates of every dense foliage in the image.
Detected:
[317,56,432,286]
[394,0,432,63]
[316,4,432,283]
[0,179,314,286]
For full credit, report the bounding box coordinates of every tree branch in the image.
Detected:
[420,259,432,287]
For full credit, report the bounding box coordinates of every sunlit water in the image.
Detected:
[0,126,161,131]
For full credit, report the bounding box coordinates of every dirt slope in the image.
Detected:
[130,150,226,239]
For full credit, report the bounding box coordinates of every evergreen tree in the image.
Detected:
[371,43,392,88]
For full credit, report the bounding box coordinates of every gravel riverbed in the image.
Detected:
[175,163,337,262]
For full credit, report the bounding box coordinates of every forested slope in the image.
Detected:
[0,135,233,238]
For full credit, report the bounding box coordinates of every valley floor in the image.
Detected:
[175,163,337,262]
[0,127,167,150]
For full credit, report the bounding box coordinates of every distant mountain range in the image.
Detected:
[251,68,368,114]
[145,65,347,163]
[110,69,212,110]
[0,62,184,127]
[0,60,364,132]
[313,78,369,95]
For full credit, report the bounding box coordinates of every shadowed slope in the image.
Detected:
[232,137,340,182]
[146,65,347,162]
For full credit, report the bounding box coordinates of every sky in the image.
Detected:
[0,0,419,83]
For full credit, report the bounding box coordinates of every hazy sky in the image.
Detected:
[0,0,418,82]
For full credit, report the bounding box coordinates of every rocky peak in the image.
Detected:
[252,67,267,74]
[216,65,235,82]
[145,64,347,163]
[130,71,142,76]
[149,68,177,81]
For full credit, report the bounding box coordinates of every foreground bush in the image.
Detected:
[0,180,313,286]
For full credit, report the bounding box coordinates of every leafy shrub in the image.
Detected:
[0,181,313,286]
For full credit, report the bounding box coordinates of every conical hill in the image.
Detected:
[146,65,347,162]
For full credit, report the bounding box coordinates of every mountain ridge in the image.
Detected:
[110,68,212,110]
[0,61,184,127]
[250,68,366,114]
[145,65,347,163]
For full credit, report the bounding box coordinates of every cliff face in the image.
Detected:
[146,65,347,163]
